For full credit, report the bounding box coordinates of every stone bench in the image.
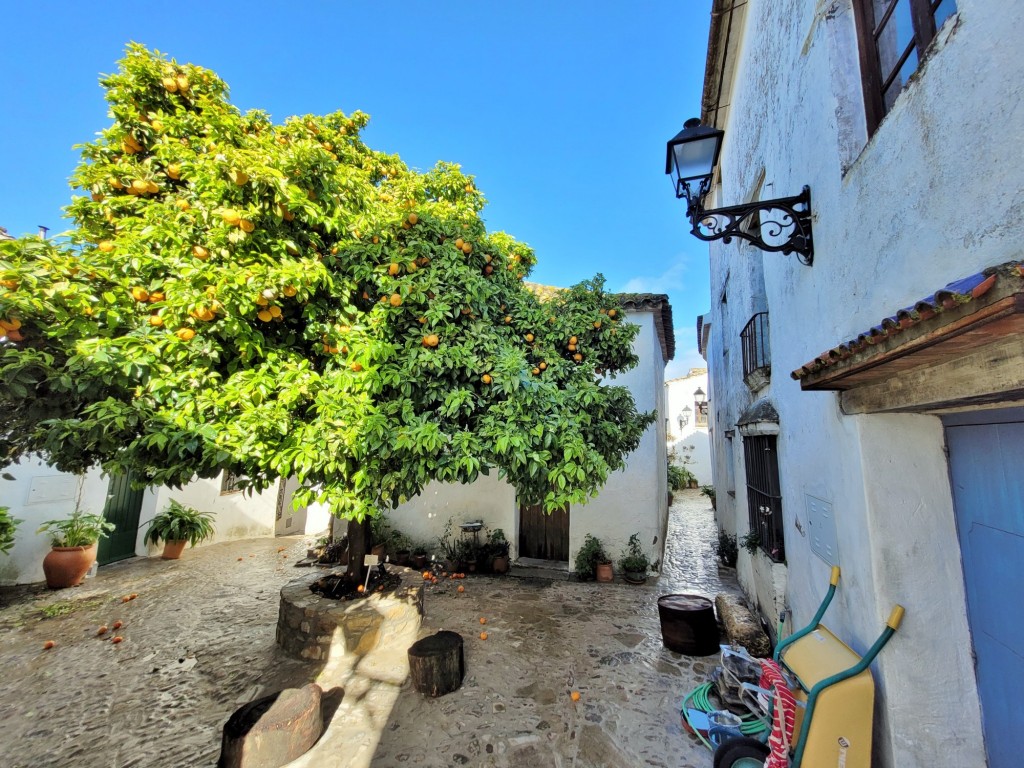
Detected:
[715,593,771,658]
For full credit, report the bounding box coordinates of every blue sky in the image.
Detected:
[1,1,712,375]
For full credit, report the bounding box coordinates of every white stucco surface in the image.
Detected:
[387,308,667,572]
[701,0,1013,763]
[665,370,712,485]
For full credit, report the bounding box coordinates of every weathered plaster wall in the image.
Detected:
[703,0,1015,763]
[387,309,666,572]
[146,477,277,557]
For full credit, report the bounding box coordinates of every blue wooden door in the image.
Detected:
[946,410,1024,768]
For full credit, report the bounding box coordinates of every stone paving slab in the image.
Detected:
[0,490,737,768]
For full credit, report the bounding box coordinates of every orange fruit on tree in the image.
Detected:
[175,75,190,92]
[257,310,273,322]
[573,353,583,362]
[228,169,249,186]
[593,320,602,329]
[351,362,363,372]
[98,240,115,253]
[175,328,195,341]
[149,292,165,302]
[255,296,269,307]
[423,334,439,348]
[131,180,149,195]
[568,344,577,352]
[221,209,241,226]
[166,163,181,180]
[532,367,540,375]
[0,279,17,289]
[484,265,493,275]
[481,374,492,385]
[539,362,547,370]
[148,315,164,327]
[569,336,578,345]
[525,333,534,342]
[269,305,282,318]
[608,309,617,318]
[131,287,150,302]
[175,200,190,211]
[162,76,178,92]
[239,219,255,233]
[417,316,427,324]
[455,238,465,249]
[504,316,512,324]
[283,286,297,297]
[462,243,473,254]
[389,293,403,307]
[407,212,419,225]
[192,245,209,260]
[145,180,159,194]
[388,263,401,276]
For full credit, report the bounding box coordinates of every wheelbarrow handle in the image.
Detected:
[830,565,840,586]
[887,604,905,630]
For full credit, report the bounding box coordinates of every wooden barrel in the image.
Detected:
[658,594,720,655]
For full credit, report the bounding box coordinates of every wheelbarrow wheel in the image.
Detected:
[712,736,771,768]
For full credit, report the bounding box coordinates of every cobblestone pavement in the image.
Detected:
[0,490,737,767]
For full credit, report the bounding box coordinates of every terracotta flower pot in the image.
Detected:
[412,554,428,569]
[595,562,614,583]
[492,555,510,574]
[161,540,187,560]
[42,543,98,589]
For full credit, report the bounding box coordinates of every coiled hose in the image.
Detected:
[681,682,769,751]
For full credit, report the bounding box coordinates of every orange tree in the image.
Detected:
[0,45,653,577]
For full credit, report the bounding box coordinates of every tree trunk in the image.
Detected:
[345,518,371,584]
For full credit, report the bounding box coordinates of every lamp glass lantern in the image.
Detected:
[665,118,723,211]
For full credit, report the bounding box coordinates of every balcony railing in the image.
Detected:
[740,312,770,380]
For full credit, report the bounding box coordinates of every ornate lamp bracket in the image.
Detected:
[686,185,814,266]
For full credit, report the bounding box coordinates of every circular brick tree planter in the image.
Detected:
[277,566,424,661]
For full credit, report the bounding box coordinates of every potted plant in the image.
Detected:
[488,528,511,574]
[411,543,429,570]
[701,484,717,510]
[618,532,650,584]
[0,506,21,556]
[144,499,216,560]
[392,531,412,566]
[37,509,115,589]
[574,533,613,582]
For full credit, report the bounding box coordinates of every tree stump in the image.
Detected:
[408,630,464,697]
[218,683,323,768]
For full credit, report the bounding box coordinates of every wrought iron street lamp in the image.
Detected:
[678,405,692,431]
[666,118,813,265]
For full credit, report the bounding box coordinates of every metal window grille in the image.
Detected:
[220,471,245,495]
[743,435,785,562]
[740,312,770,379]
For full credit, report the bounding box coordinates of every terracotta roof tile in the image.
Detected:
[791,262,1024,380]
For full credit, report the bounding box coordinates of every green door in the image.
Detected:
[97,473,145,565]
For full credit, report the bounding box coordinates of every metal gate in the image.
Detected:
[97,473,145,565]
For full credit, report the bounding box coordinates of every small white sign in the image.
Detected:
[363,554,379,567]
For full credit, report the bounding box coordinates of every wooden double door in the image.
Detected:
[518,503,569,562]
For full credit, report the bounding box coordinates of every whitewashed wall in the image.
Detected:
[703,0,1014,764]
[388,308,667,572]
[665,370,712,485]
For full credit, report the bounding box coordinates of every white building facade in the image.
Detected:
[665,368,712,485]
[697,1,1021,766]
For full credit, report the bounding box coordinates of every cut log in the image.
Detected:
[219,683,323,768]
[408,630,464,697]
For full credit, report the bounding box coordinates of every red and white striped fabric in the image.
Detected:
[759,659,797,768]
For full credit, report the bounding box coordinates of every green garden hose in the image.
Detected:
[681,682,769,752]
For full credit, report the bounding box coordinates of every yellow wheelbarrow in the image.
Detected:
[713,567,904,768]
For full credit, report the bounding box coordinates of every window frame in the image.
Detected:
[852,0,953,135]
[220,471,245,495]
